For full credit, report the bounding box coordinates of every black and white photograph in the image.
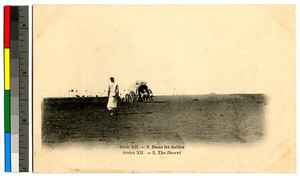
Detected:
[42,81,266,146]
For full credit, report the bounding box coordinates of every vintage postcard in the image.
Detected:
[33,5,295,172]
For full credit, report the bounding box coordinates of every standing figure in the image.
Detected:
[148,88,153,102]
[125,93,130,103]
[107,77,119,115]
[141,89,149,102]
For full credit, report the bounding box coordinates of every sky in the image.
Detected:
[33,5,295,97]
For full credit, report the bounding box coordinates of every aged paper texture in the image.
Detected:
[33,5,295,172]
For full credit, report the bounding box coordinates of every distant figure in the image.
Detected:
[107,77,119,115]
[136,88,141,101]
[148,88,153,102]
[125,93,131,103]
[141,89,149,102]
[128,91,136,103]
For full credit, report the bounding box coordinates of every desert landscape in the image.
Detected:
[42,94,266,147]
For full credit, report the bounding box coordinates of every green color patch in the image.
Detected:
[4,90,10,132]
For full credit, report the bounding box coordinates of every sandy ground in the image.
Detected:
[42,94,266,147]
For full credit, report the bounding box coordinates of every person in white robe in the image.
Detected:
[107,77,119,115]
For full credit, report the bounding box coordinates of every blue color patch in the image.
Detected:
[5,133,11,172]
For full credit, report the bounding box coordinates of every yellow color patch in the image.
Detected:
[4,48,10,90]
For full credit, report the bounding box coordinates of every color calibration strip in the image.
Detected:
[4,6,29,172]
